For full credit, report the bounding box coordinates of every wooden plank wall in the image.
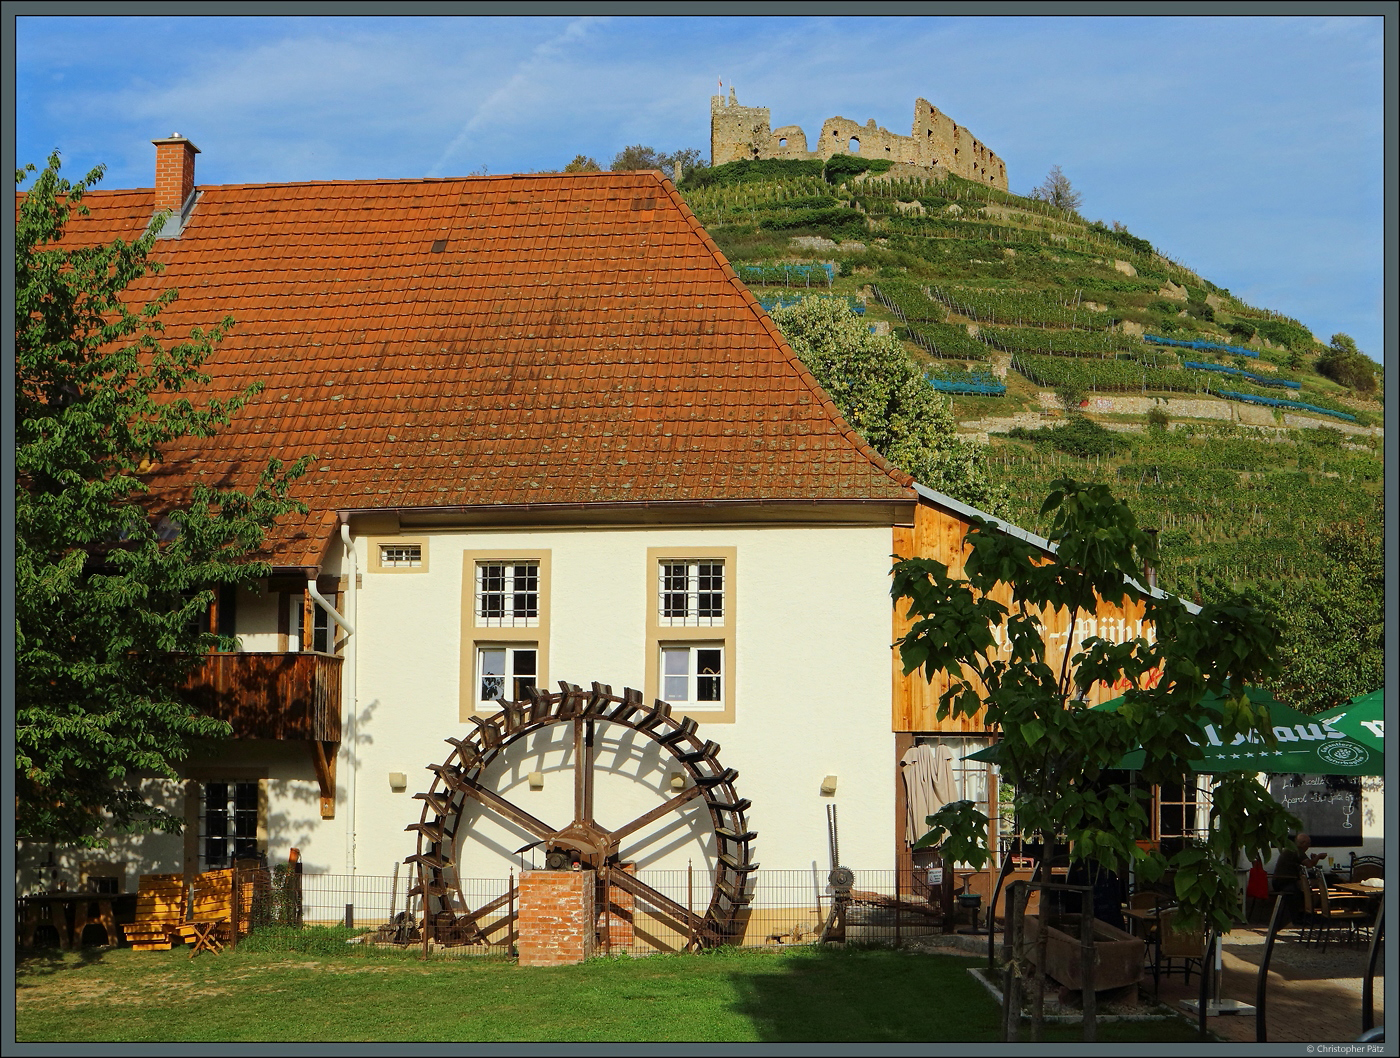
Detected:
[892,498,1152,734]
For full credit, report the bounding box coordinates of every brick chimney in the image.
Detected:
[151,134,200,213]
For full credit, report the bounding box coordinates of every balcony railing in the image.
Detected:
[184,652,342,742]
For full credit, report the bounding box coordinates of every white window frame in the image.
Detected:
[285,592,331,653]
[658,559,725,627]
[476,561,541,628]
[378,543,423,568]
[476,644,540,709]
[199,780,262,869]
[659,643,725,711]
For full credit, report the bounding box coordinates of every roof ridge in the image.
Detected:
[655,172,914,493]
[121,171,668,195]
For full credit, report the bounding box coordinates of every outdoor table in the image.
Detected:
[1333,881,1383,900]
[20,892,122,949]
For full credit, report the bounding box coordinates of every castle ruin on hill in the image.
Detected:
[710,88,1007,190]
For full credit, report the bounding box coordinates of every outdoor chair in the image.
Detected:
[1152,908,1206,993]
[1349,854,1383,883]
[1316,879,1371,949]
[1289,872,1324,947]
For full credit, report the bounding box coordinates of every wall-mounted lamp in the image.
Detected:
[528,771,545,791]
[388,772,407,792]
[670,773,686,791]
[820,775,838,796]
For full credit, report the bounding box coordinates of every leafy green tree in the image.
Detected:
[564,154,602,173]
[770,296,1008,516]
[15,154,309,846]
[1029,164,1083,214]
[609,145,707,182]
[891,478,1293,934]
[1268,500,1384,713]
[1316,332,1377,394]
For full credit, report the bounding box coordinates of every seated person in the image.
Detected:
[1271,833,1325,923]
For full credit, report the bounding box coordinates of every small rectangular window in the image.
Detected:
[660,644,724,710]
[379,544,423,568]
[477,562,539,627]
[478,645,538,707]
[659,560,724,627]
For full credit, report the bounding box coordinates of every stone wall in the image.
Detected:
[711,89,1007,190]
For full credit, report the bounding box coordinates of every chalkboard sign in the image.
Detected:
[1267,774,1362,847]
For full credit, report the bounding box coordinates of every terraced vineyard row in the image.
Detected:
[929,284,1115,328]
[980,325,1148,358]
[1011,353,1217,394]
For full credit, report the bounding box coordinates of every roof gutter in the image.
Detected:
[332,495,914,519]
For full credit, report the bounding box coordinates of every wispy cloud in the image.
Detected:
[426,17,607,176]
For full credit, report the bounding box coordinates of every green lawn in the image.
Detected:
[17,943,1208,1043]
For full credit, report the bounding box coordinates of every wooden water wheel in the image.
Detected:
[407,681,757,950]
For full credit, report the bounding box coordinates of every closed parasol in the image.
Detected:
[900,743,959,845]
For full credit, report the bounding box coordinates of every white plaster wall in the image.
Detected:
[320,523,896,882]
[235,583,281,652]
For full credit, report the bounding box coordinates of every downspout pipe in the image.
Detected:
[307,579,354,636]
[336,520,358,874]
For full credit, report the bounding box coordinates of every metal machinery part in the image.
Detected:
[407,681,758,949]
[819,804,852,943]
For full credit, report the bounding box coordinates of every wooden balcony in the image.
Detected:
[184,652,343,743]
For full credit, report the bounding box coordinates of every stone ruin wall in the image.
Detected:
[710,89,1008,191]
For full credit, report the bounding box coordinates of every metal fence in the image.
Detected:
[215,867,951,956]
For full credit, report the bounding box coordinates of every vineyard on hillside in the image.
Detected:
[678,157,1384,605]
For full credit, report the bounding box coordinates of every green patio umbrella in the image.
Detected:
[964,687,1382,776]
[1312,689,1384,754]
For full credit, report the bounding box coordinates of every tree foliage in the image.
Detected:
[1316,332,1377,394]
[1029,164,1083,214]
[563,154,602,173]
[1267,499,1384,714]
[15,154,310,846]
[769,296,1008,516]
[891,479,1294,932]
[609,145,707,182]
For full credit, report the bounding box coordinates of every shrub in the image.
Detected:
[1316,334,1377,395]
[1006,416,1124,458]
[1253,318,1315,351]
[1147,405,1170,430]
[823,154,896,183]
[679,158,825,190]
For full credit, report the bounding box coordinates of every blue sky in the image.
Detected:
[15,14,1388,362]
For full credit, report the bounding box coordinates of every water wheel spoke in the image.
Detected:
[609,866,714,940]
[610,784,706,845]
[573,717,597,826]
[457,775,557,841]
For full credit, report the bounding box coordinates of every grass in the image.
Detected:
[16,944,1209,1044]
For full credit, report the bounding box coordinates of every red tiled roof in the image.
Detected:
[26,170,913,564]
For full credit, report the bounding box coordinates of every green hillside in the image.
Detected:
[678,158,1384,606]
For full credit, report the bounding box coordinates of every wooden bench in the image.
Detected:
[120,874,186,951]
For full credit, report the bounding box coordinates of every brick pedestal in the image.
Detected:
[517,869,596,967]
